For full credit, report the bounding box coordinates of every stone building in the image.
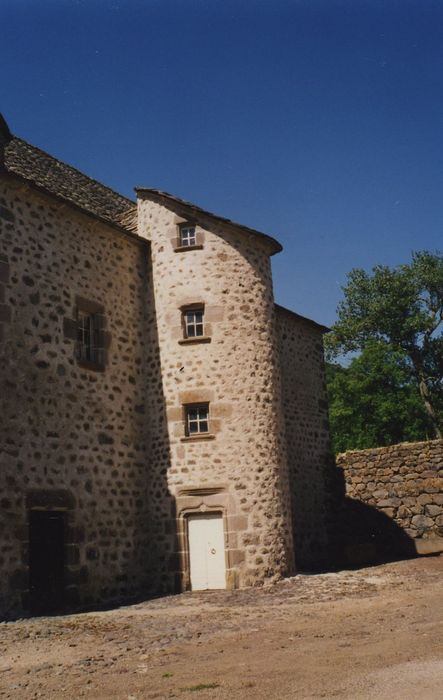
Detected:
[0,114,332,619]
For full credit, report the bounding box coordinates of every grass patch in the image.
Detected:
[162,672,174,678]
[181,682,220,692]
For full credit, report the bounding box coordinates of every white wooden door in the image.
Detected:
[188,513,226,590]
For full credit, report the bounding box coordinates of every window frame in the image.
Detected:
[77,310,101,365]
[179,223,197,248]
[75,297,106,371]
[182,306,204,339]
[178,303,211,345]
[174,222,203,252]
[184,403,210,437]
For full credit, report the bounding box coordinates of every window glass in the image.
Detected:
[184,309,204,338]
[77,311,100,364]
[180,225,196,247]
[186,405,209,435]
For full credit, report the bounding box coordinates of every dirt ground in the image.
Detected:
[0,556,442,700]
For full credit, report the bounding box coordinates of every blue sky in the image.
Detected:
[2,0,442,326]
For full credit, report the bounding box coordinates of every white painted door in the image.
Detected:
[188,513,226,590]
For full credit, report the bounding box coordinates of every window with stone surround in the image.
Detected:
[174,222,203,252]
[178,304,211,345]
[63,297,108,370]
[185,404,210,436]
[77,310,102,366]
[179,223,196,247]
[183,307,204,338]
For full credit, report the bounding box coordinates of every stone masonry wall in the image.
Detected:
[0,176,171,619]
[138,194,294,589]
[276,307,334,570]
[336,440,443,562]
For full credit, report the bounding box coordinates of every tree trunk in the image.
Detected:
[410,356,442,439]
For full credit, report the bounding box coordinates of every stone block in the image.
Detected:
[379,507,395,518]
[211,403,233,419]
[0,304,11,323]
[228,548,245,566]
[167,406,183,421]
[397,505,411,519]
[378,498,401,508]
[413,537,443,555]
[241,532,260,546]
[63,317,78,340]
[0,260,10,283]
[179,388,214,404]
[205,306,224,323]
[411,514,434,530]
[417,493,434,505]
[228,514,248,531]
[425,504,442,517]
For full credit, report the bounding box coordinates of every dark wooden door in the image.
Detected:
[29,511,65,614]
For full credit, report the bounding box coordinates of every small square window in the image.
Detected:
[183,308,204,338]
[179,224,196,247]
[77,310,102,366]
[185,404,209,436]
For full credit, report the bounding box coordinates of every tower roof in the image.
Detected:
[135,188,283,256]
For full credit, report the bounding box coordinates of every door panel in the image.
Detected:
[188,513,226,590]
[29,510,65,614]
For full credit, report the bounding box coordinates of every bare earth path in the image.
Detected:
[0,557,442,700]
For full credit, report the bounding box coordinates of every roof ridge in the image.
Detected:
[11,134,136,206]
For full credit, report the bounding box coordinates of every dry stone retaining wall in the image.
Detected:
[336,440,443,561]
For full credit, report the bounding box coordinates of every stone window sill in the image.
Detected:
[77,360,105,373]
[178,336,211,345]
[173,244,203,253]
[180,434,216,443]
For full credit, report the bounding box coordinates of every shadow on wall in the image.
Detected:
[339,497,417,567]
[331,467,417,568]
[133,248,178,600]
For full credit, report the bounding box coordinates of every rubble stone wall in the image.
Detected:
[276,307,334,570]
[138,194,295,589]
[336,440,443,560]
[1,173,335,617]
[0,176,171,619]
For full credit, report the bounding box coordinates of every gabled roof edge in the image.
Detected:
[135,187,283,256]
[275,303,330,333]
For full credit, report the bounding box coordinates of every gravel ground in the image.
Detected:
[0,556,442,699]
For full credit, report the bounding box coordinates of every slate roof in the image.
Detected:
[0,115,326,331]
[0,114,283,255]
[0,114,137,234]
[135,188,283,256]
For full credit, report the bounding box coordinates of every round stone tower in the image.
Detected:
[137,189,294,591]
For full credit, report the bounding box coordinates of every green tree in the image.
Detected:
[326,341,432,453]
[326,251,443,439]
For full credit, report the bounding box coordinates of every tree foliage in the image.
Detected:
[326,342,433,454]
[326,251,443,442]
